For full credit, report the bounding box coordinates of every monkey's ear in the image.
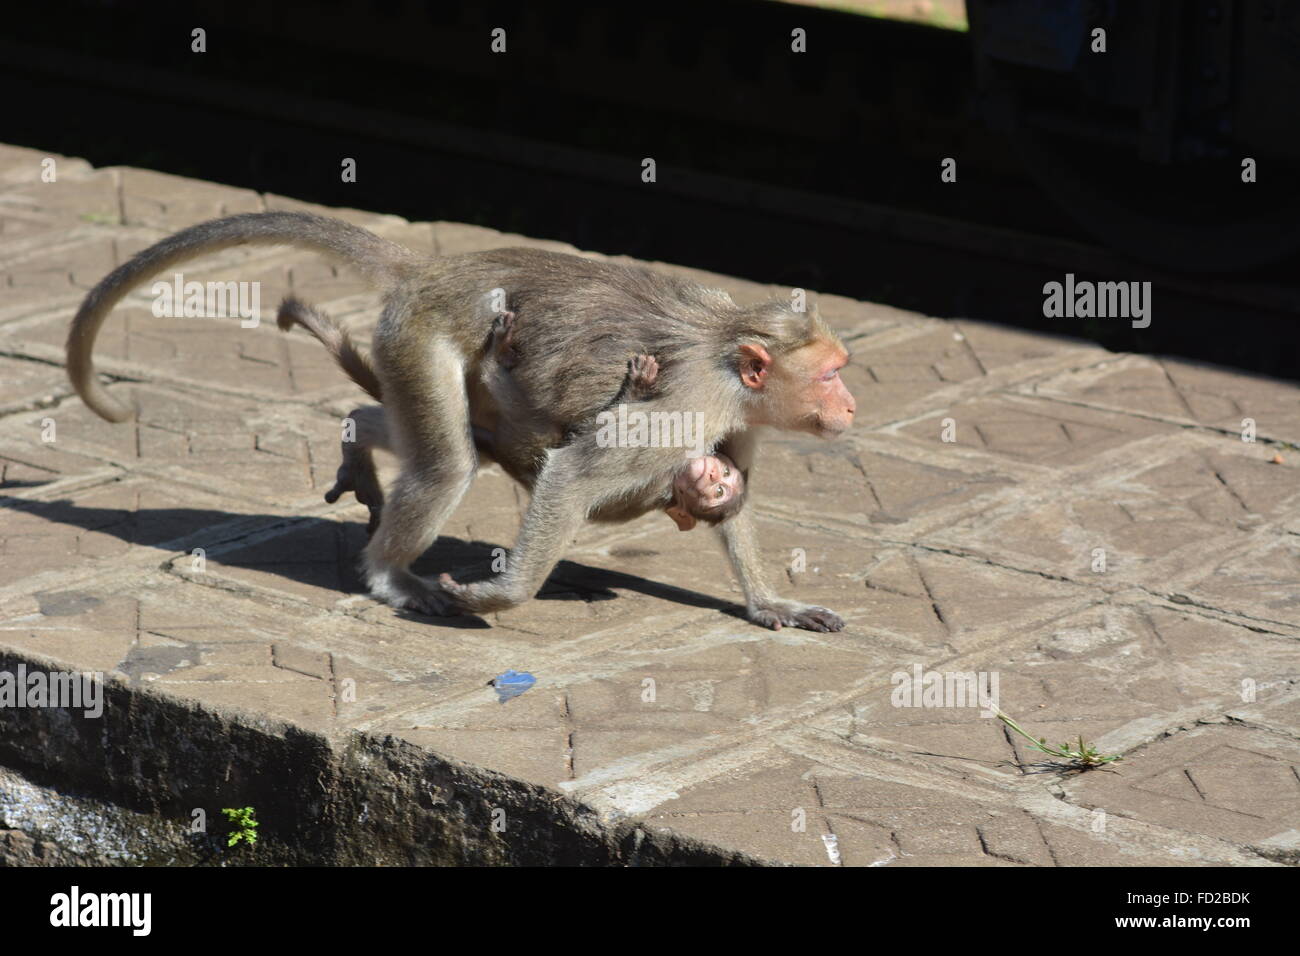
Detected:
[738,343,772,389]
[666,505,697,531]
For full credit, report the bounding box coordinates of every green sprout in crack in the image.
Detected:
[994,709,1122,770]
[222,807,259,848]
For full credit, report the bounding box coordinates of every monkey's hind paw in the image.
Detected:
[368,568,455,617]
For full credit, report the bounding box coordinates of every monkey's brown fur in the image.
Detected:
[68,211,855,631]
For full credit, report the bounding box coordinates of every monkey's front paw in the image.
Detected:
[790,605,845,632]
[748,602,845,632]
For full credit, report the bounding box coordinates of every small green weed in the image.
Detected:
[222,806,259,848]
[995,709,1122,770]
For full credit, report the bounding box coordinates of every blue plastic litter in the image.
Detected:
[491,669,536,703]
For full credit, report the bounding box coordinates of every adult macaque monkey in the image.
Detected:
[67,212,856,631]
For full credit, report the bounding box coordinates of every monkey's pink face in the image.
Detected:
[673,453,744,510]
[804,348,855,437]
[740,341,856,437]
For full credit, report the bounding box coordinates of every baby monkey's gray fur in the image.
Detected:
[67,211,854,631]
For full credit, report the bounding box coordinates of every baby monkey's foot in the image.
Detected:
[437,572,467,596]
[490,310,519,368]
[627,353,659,389]
[324,450,385,536]
[437,573,518,614]
[437,573,481,614]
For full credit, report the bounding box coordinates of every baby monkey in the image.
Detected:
[487,310,746,531]
[666,451,746,531]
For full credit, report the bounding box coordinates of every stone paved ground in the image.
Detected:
[0,143,1297,865]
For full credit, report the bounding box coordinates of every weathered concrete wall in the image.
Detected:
[0,652,761,865]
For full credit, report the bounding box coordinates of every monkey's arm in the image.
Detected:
[714,509,843,632]
[713,431,844,632]
[444,470,845,630]
[441,430,844,630]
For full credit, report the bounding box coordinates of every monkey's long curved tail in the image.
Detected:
[67,211,415,422]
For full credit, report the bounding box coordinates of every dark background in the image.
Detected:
[5,0,1298,375]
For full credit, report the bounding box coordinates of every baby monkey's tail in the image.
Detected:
[276,297,384,402]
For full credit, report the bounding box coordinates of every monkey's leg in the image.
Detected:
[325,406,388,536]
[361,333,477,616]
[715,509,844,632]
[438,448,592,614]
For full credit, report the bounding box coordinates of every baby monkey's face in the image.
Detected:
[673,453,744,512]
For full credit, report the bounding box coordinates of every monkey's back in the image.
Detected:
[422,247,739,430]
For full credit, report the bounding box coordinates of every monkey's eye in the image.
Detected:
[714,484,726,499]
[722,465,731,477]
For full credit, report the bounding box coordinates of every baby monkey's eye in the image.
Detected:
[714,484,726,499]
[722,466,731,477]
